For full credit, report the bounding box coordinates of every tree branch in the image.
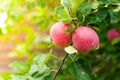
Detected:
[52,53,68,80]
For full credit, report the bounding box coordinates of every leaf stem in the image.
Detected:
[52,53,68,80]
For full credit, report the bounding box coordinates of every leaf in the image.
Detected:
[69,58,92,80]
[70,0,83,14]
[85,8,108,24]
[36,0,45,8]
[100,0,120,4]
[109,11,120,24]
[27,2,35,9]
[91,0,99,9]
[113,5,120,12]
[55,6,70,22]
[61,0,83,16]
[0,72,11,80]
[40,49,53,69]
[9,61,29,72]
[11,74,31,80]
[76,2,92,22]
[61,0,71,9]
[11,54,52,80]
[28,53,52,80]
[28,64,51,80]
[111,37,120,45]
[33,49,52,69]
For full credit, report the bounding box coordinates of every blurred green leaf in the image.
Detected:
[11,53,52,80]
[70,0,83,14]
[100,0,120,4]
[28,53,52,80]
[28,64,52,80]
[76,2,91,22]
[27,2,35,9]
[111,37,120,45]
[61,0,71,10]
[55,6,70,22]
[85,7,108,25]
[36,0,45,8]
[91,0,99,9]
[11,74,31,80]
[0,72,11,80]
[9,61,29,72]
[109,11,120,24]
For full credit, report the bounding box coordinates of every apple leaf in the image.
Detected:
[69,58,92,80]
[76,2,92,22]
[11,74,30,80]
[11,53,52,80]
[9,60,29,72]
[70,0,83,14]
[112,37,120,45]
[85,7,108,25]
[100,0,120,4]
[91,0,99,9]
[61,0,71,9]
[109,11,120,24]
[55,6,70,22]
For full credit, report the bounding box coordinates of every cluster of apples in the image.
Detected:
[50,22,99,53]
[107,29,120,41]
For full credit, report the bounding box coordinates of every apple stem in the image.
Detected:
[52,53,68,80]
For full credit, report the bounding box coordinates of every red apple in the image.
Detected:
[72,26,99,53]
[50,22,72,47]
[107,29,120,41]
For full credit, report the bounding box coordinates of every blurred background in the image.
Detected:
[0,0,60,73]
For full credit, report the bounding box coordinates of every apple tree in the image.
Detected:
[0,0,120,80]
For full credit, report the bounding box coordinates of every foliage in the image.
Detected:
[0,0,120,80]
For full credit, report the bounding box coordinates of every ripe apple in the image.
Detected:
[50,22,72,47]
[107,29,120,41]
[72,26,99,53]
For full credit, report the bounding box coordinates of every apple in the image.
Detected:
[72,26,99,53]
[50,22,72,47]
[107,29,120,41]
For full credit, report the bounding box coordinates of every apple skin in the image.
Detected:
[50,22,72,47]
[72,26,99,53]
[107,29,120,41]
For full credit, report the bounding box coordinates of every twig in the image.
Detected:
[52,53,68,80]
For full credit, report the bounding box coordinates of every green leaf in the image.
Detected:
[39,49,53,69]
[55,6,70,22]
[100,0,120,4]
[33,49,52,69]
[9,61,29,72]
[70,0,83,14]
[11,74,31,80]
[28,64,52,80]
[69,58,92,80]
[91,0,99,9]
[76,2,92,22]
[36,0,45,8]
[85,8,108,24]
[61,0,83,16]
[0,72,11,80]
[111,37,120,45]
[61,0,71,10]
[28,53,52,80]
[109,11,120,24]
[27,2,35,9]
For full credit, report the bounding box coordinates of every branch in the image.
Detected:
[52,53,68,80]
